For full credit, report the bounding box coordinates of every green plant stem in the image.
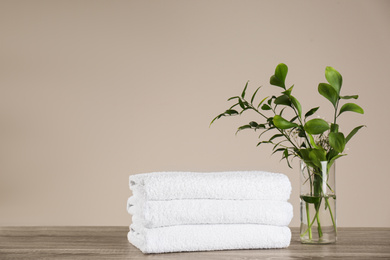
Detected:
[301,202,320,238]
[313,171,323,238]
[316,201,323,238]
[302,196,337,241]
[306,202,312,240]
[290,103,313,150]
[316,169,337,236]
[249,105,300,151]
[306,170,336,241]
[333,95,341,126]
[325,197,337,234]
[308,172,313,196]
[271,105,303,151]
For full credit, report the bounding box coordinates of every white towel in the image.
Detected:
[129,171,291,201]
[128,223,291,253]
[127,196,293,228]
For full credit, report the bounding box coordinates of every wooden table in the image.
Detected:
[0,227,389,259]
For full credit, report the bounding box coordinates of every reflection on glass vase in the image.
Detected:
[300,160,336,244]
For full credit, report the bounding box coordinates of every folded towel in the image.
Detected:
[128,223,291,253]
[127,196,293,228]
[129,171,291,201]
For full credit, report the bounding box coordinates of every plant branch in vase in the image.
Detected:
[210,63,365,244]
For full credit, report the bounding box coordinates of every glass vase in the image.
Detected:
[300,160,336,244]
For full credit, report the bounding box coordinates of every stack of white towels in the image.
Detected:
[127,171,293,254]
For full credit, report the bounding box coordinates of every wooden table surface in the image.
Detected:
[0,227,389,259]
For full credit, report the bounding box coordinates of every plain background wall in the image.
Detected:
[0,0,389,227]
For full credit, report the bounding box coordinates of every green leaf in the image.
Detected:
[261,104,272,110]
[275,63,288,86]
[273,115,298,129]
[307,133,319,149]
[236,125,251,134]
[270,75,283,88]
[209,109,239,126]
[239,107,250,115]
[268,96,275,106]
[272,139,288,151]
[229,103,239,109]
[307,148,327,168]
[250,86,261,104]
[279,107,287,116]
[274,95,291,106]
[257,140,272,147]
[318,83,339,107]
[267,117,274,127]
[290,95,302,118]
[258,128,272,139]
[225,109,239,115]
[304,107,320,119]
[326,149,339,161]
[330,123,339,133]
[338,103,364,116]
[283,149,293,168]
[272,147,285,155]
[308,154,321,168]
[309,148,327,162]
[209,114,224,126]
[241,81,248,98]
[325,66,342,94]
[329,132,346,153]
[256,123,266,129]
[298,148,311,162]
[346,125,365,143]
[297,127,306,137]
[290,115,299,122]
[304,118,330,135]
[282,85,294,97]
[269,133,284,142]
[270,63,288,89]
[257,96,269,109]
[327,154,346,173]
[227,96,240,101]
[238,99,246,109]
[340,95,358,99]
[249,121,258,127]
[301,195,321,204]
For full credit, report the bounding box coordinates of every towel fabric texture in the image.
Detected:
[128,223,292,254]
[127,196,293,228]
[127,171,292,254]
[129,171,291,201]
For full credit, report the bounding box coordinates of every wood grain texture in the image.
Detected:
[0,227,389,259]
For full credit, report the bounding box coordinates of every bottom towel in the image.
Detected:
[128,223,291,254]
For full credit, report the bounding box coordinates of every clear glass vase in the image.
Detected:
[300,160,337,244]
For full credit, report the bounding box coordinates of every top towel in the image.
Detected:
[129,171,291,201]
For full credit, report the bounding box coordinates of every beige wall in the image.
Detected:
[0,0,389,227]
